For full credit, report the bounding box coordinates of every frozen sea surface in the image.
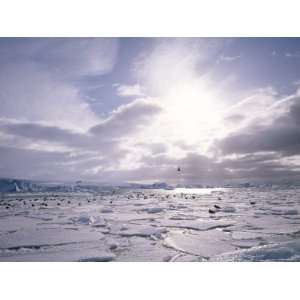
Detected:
[1,187,300,261]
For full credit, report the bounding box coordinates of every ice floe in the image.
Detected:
[164,230,236,258]
[211,239,300,261]
[1,187,300,261]
[119,225,167,238]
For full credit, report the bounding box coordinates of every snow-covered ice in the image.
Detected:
[1,187,300,261]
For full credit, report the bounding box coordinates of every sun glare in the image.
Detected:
[156,81,225,153]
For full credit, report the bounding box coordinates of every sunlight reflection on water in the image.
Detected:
[173,187,227,194]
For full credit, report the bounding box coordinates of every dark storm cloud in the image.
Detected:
[0,120,129,164]
[220,153,281,169]
[218,96,300,157]
[97,149,300,184]
[0,122,85,145]
[218,152,300,182]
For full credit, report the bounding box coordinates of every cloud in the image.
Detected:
[0,119,87,148]
[134,38,227,96]
[90,98,162,139]
[0,146,72,180]
[0,38,119,131]
[0,98,162,152]
[0,96,162,180]
[115,84,144,97]
[219,54,241,62]
[1,65,101,131]
[1,98,162,147]
[129,38,234,155]
[285,52,300,58]
[0,145,112,181]
[217,94,300,157]
[0,38,119,79]
[91,152,226,184]
[2,38,300,184]
[224,114,245,124]
[219,153,300,183]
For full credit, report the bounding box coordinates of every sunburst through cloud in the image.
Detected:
[2,38,300,262]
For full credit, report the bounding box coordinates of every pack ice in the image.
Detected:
[1,187,300,261]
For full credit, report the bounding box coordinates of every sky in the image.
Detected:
[1,37,300,185]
